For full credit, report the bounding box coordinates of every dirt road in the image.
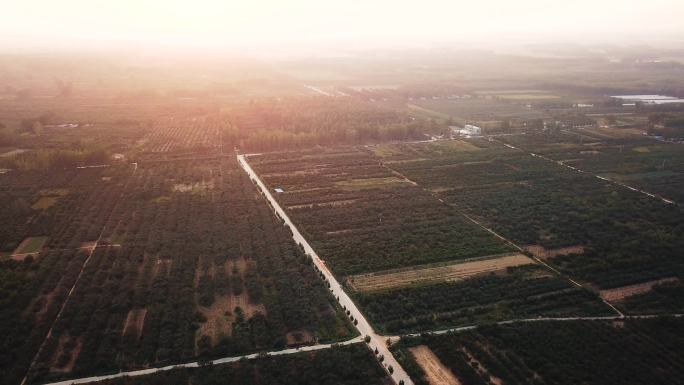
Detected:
[41,337,364,385]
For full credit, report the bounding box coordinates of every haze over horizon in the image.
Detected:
[2,0,684,55]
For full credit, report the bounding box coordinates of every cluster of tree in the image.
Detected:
[225,98,437,151]
[249,148,511,276]
[27,158,353,384]
[385,142,684,293]
[138,115,225,157]
[18,112,60,135]
[0,148,110,171]
[398,318,684,385]
[0,167,122,385]
[355,265,609,334]
[647,112,684,137]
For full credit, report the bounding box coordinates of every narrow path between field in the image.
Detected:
[238,154,414,385]
[385,313,684,340]
[40,337,364,385]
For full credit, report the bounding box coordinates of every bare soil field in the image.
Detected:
[335,176,409,190]
[285,330,315,346]
[172,180,214,193]
[79,241,98,252]
[122,308,147,339]
[525,245,585,259]
[600,277,680,302]
[49,334,82,374]
[348,253,533,292]
[409,345,461,385]
[195,256,266,348]
[196,293,267,348]
[31,196,60,210]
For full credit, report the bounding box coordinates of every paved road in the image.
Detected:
[41,337,364,385]
[238,154,414,385]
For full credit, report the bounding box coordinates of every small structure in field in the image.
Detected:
[452,124,482,137]
[274,187,284,193]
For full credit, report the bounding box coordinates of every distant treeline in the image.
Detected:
[224,98,441,151]
[0,148,110,171]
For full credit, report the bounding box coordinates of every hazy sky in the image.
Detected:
[2,0,683,52]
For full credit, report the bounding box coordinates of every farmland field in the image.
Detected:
[2,158,354,385]
[370,138,684,313]
[348,253,534,292]
[411,98,546,121]
[2,41,684,385]
[355,264,612,334]
[248,145,617,333]
[12,236,50,257]
[394,318,684,385]
[248,147,513,276]
[498,131,684,203]
[1,167,132,385]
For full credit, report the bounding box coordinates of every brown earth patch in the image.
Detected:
[32,196,60,210]
[32,286,59,323]
[262,170,322,178]
[196,256,265,350]
[286,330,315,346]
[196,295,235,348]
[409,345,461,385]
[80,241,98,252]
[349,253,534,292]
[461,347,503,385]
[172,180,214,193]
[287,199,357,210]
[196,294,266,349]
[325,229,355,236]
[49,334,83,373]
[526,244,585,259]
[600,277,680,302]
[122,308,147,339]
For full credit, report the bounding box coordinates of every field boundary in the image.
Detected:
[369,147,625,317]
[348,253,533,292]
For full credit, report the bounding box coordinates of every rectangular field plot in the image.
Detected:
[408,345,460,385]
[137,115,225,158]
[248,148,513,276]
[348,253,534,292]
[411,98,547,121]
[497,132,684,203]
[24,158,354,385]
[355,265,612,334]
[11,236,49,258]
[374,139,684,313]
[395,318,684,385]
[1,167,132,385]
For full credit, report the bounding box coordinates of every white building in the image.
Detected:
[450,124,482,137]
